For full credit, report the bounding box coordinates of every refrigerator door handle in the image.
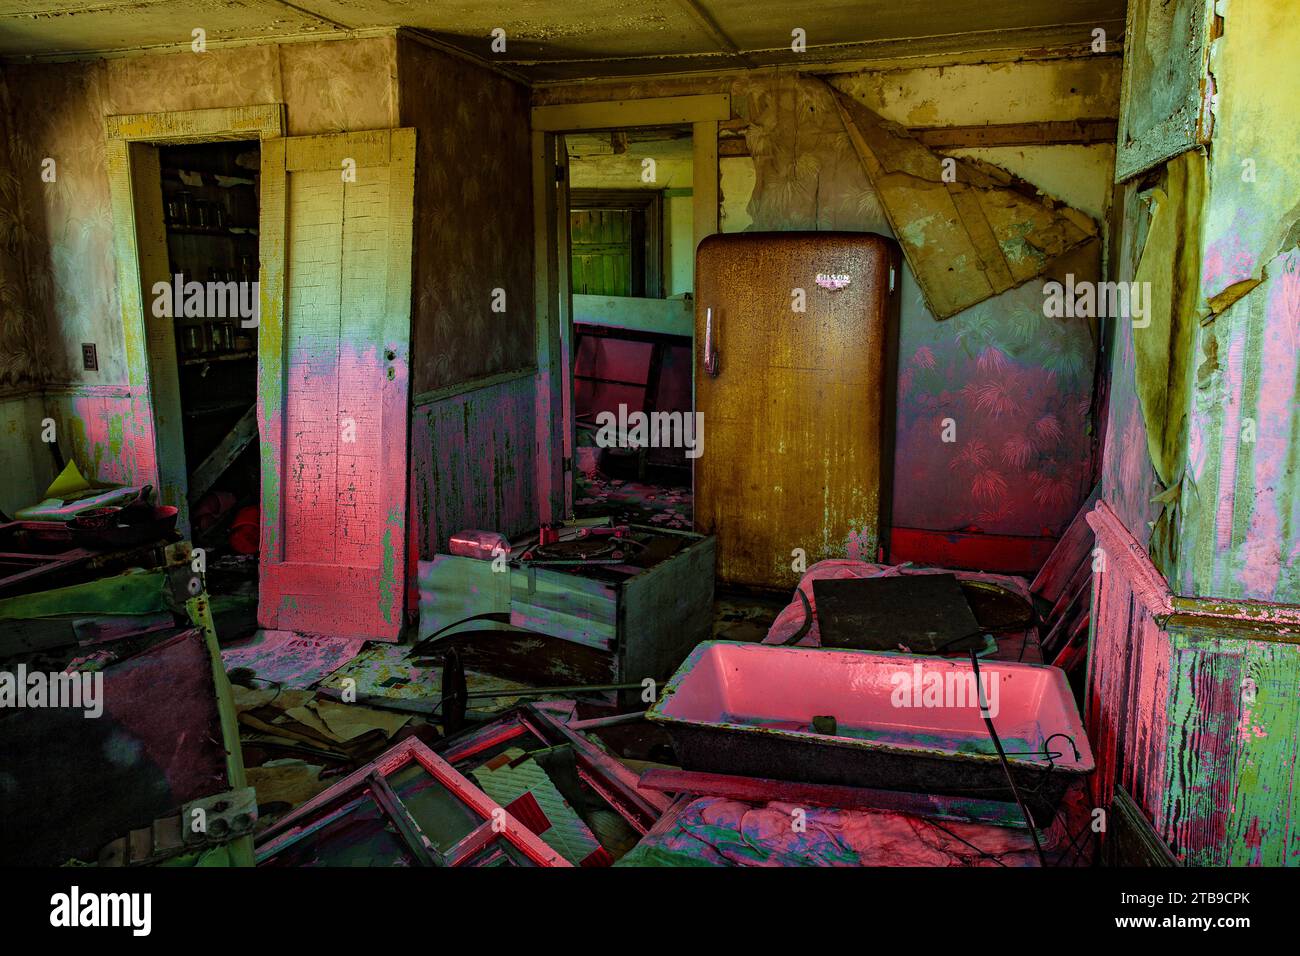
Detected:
[703,307,720,376]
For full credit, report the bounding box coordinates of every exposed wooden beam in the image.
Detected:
[692,119,719,249]
[532,94,731,132]
[671,0,750,65]
[914,119,1118,149]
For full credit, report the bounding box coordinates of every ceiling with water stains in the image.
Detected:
[0,0,1127,78]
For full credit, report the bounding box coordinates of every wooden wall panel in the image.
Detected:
[410,372,538,564]
[1161,639,1241,864]
[1088,499,1300,866]
[396,36,535,394]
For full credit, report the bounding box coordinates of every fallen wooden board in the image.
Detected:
[188,403,257,503]
[830,84,1099,320]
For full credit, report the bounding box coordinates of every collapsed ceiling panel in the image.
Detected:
[832,85,1099,319]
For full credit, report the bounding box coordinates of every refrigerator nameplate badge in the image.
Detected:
[815,273,851,291]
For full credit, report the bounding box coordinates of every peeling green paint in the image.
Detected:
[379,506,400,623]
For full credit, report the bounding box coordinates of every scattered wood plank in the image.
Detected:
[188,403,257,503]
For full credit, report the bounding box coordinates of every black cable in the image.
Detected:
[781,586,815,645]
[924,820,1010,867]
[932,626,993,653]
[969,650,1049,868]
[1054,815,1097,868]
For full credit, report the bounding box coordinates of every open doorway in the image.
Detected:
[155,139,262,635]
[567,126,694,531]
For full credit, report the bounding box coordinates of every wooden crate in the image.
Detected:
[419,531,716,689]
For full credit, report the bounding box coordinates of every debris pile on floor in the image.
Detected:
[2,488,1104,868]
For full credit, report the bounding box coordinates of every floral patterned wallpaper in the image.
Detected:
[893,268,1097,536]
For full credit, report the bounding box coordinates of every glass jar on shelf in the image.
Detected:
[180,324,204,356]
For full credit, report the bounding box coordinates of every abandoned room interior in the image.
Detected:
[0,0,1297,884]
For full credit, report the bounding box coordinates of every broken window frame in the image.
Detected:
[437,702,670,836]
[254,736,570,867]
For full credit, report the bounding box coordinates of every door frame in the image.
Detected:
[530,94,727,521]
[105,104,285,535]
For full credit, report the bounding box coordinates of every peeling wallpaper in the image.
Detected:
[1099,180,1163,540]
[1108,2,1300,604]
[1180,250,1300,603]
[1088,1,1300,869]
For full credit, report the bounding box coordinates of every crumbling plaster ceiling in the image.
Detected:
[0,0,1127,79]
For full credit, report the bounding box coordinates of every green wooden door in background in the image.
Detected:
[568,190,661,298]
[570,207,635,295]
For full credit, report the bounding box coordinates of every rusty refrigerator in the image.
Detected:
[693,232,901,589]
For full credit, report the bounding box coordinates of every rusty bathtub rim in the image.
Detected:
[646,640,1096,774]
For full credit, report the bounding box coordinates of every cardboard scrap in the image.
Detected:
[221,629,366,689]
[284,698,411,743]
[231,679,412,787]
[830,85,1099,319]
[245,759,333,830]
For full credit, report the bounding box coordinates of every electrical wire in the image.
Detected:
[969,649,1049,868]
